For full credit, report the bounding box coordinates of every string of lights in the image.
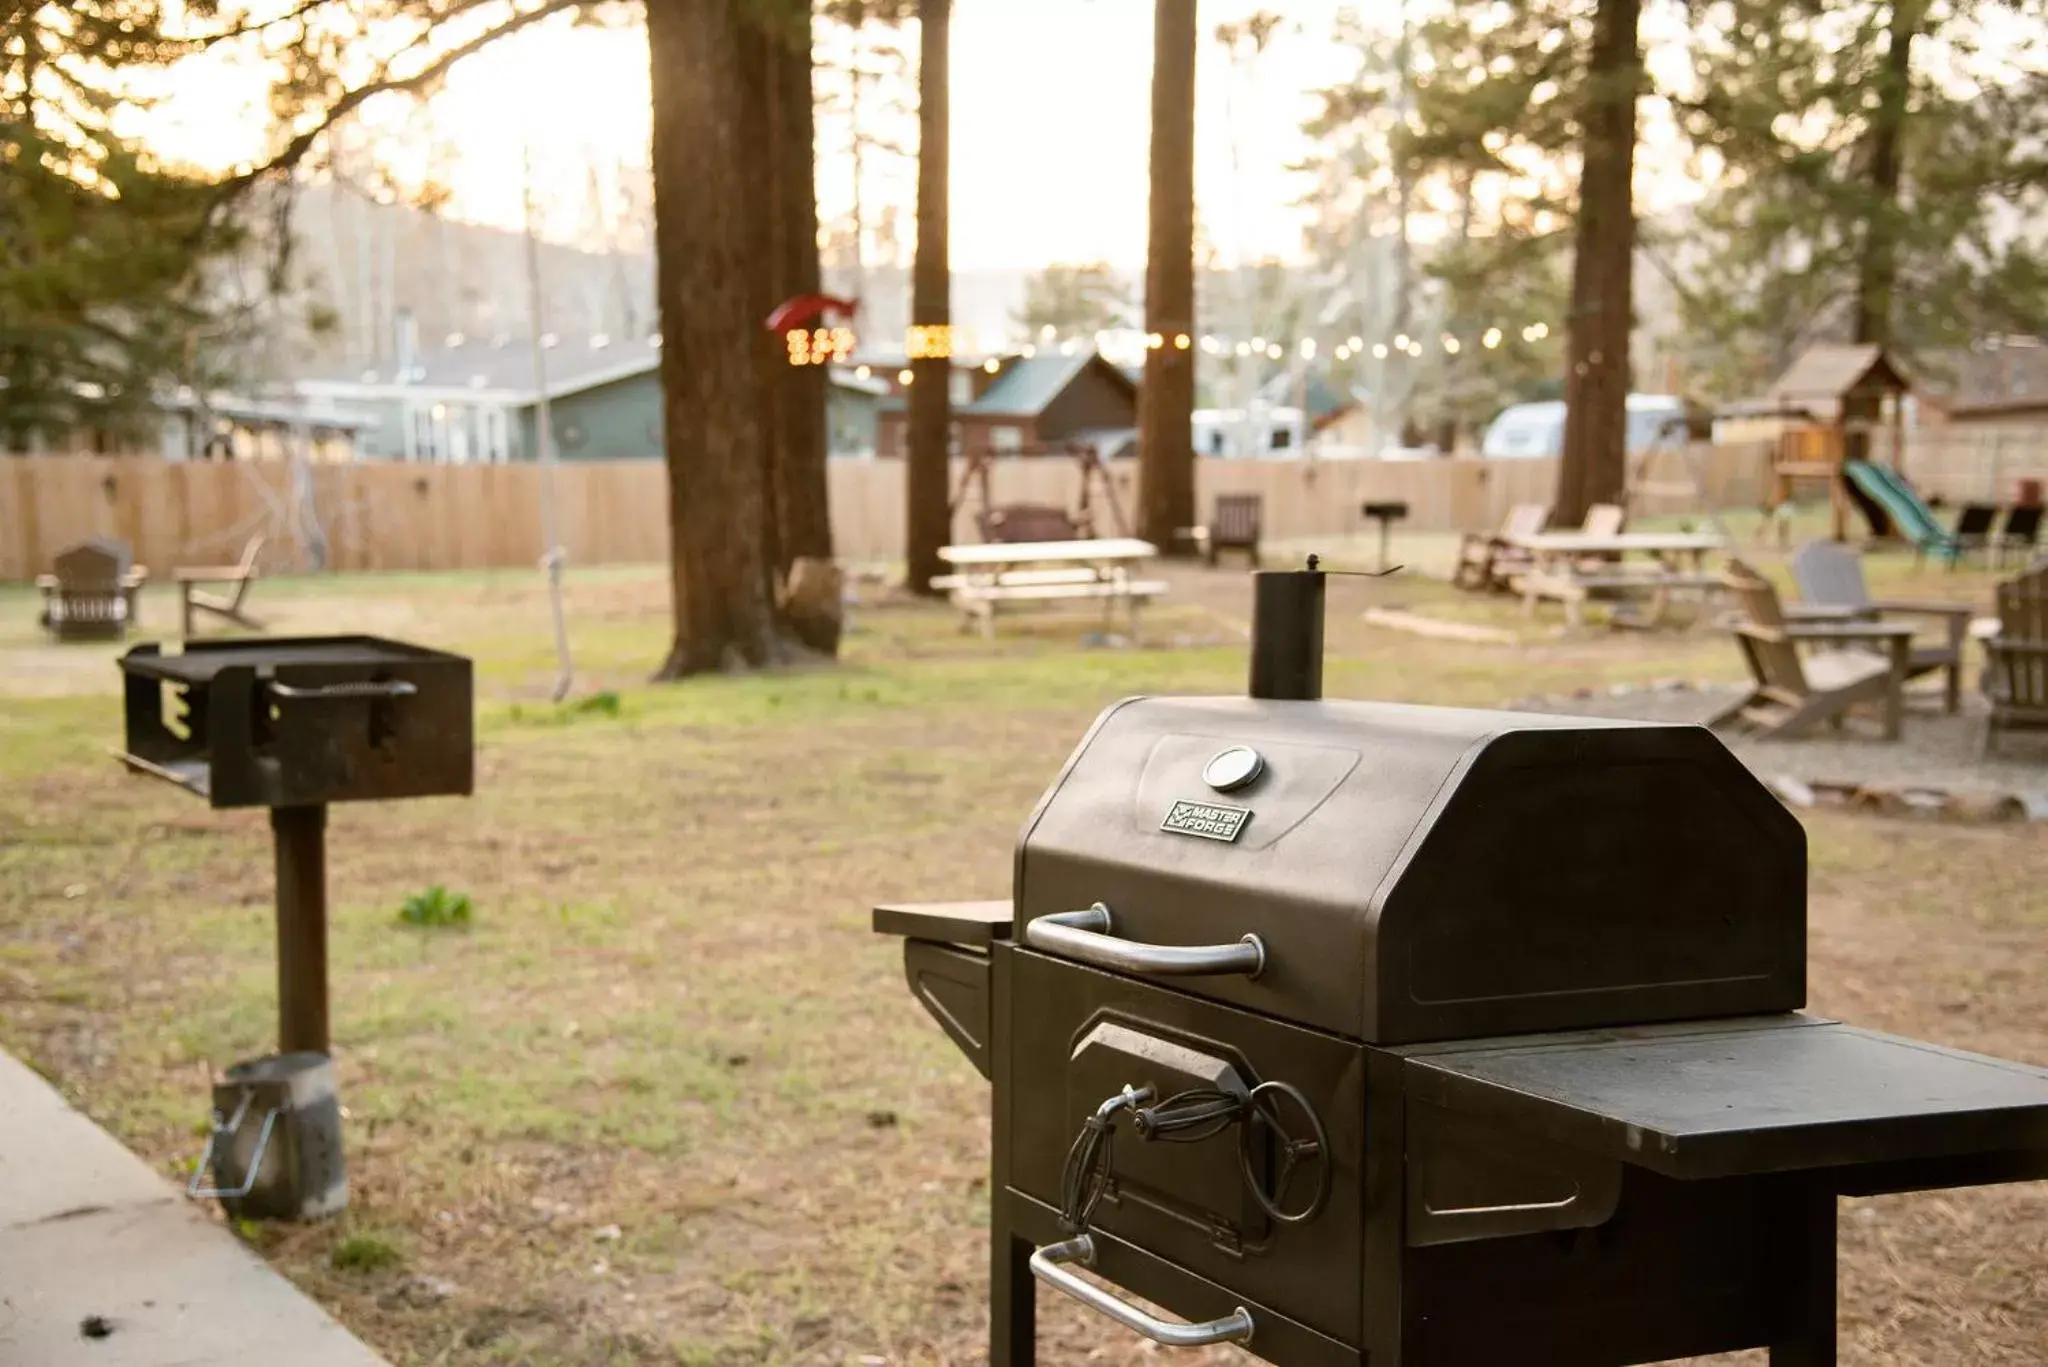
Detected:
[794,320,1558,372]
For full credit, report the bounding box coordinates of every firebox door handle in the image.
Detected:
[1031,1235,1255,1348]
[267,679,419,701]
[1025,904,1266,979]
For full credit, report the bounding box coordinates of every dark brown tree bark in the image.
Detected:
[1554,0,1642,528]
[1139,0,1198,553]
[904,0,952,596]
[648,0,791,677]
[1855,0,1920,349]
[761,5,839,654]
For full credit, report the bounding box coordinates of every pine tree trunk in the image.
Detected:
[765,10,839,655]
[1855,0,1919,348]
[1139,0,1199,553]
[1555,0,1642,528]
[648,0,790,678]
[904,0,952,597]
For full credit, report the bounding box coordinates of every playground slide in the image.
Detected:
[1841,459,1959,562]
[1840,467,1894,538]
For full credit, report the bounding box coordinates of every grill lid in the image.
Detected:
[1015,695,1807,1043]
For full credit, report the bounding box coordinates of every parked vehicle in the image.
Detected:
[1480,394,1687,460]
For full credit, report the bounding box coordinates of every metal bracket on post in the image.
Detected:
[186,1090,282,1202]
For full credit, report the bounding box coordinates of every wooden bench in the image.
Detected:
[979,503,1081,543]
[1520,569,1725,629]
[950,578,1169,641]
[929,568,1105,592]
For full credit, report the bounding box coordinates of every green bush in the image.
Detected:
[397,885,474,929]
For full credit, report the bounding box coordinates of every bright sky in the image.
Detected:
[126,0,2035,271]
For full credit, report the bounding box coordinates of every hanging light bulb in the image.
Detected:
[1372,343,1389,360]
[1146,332,1165,350]
[1347,335,1364,351]
[1483,328,1503,349]
[1235,341,1252,357]
[983,357,1001,373]
[1174,332,1192,350]
[1444,336,1461,354]
[1200,335,1221,354]
[1020,343,1037,358]
[898,369,914,385]
[855,364,872,380]
[1267,343,1283,360]
[1300,337,1317,360]
[1335,344,1352,361]
[1394,333,1410,351]
[1251,336,1267,351]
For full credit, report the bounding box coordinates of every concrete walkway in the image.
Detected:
[0,1049,388,1366]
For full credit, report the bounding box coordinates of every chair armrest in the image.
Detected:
[1783,604,1872,621]
[35,574,58,590]
[1737,621,1917,646]
[173,566,253,582]
[1868,599,1975,619]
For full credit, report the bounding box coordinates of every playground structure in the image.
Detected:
[1759,344,1913,544]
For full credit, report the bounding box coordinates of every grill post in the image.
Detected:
[1249,558,1326,701]
[272,804,330,1056]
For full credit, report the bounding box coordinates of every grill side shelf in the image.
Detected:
[872,900,1014,947]
[1395,1017,2048,1183]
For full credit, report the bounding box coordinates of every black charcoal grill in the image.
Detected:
[118,635,473,1219]
[874,562,2048,1367]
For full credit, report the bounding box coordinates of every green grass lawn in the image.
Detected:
[0,533,2041,1366]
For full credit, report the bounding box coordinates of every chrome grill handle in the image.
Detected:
[1023,903,1265,979]
[1030,1235,1254,1348]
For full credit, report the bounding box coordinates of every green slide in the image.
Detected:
[1841,459,1960,563]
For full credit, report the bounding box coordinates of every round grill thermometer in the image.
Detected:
[1203,746,1264,792]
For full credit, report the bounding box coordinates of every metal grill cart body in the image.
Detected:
[874,565,2048,1367]
[119,636,474,1219]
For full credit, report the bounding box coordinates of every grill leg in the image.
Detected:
[272,804,331,1055]
[989,1222,1035,1367]
[1767,1186,1836,1366]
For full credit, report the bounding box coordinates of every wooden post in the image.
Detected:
[272,804,330,1055]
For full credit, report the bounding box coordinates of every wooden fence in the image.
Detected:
[3,427,2042,581]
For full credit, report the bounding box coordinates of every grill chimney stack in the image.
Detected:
[1248,556,1326,701]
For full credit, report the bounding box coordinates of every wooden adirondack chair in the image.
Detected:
[1789,540,1971,714]
[176,534,267,637]
[1983,562,2048,756]
[1712,559,1916,741]
[35,536,148,642]
[1454,503,1547,591]
[1201,492,1263,568]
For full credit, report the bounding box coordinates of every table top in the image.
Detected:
[939,538,1158,565]
[1507,531,1727,553]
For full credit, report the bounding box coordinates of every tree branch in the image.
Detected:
[202,0,598,222]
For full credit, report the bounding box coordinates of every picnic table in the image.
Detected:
[931,538,1167,640]
[1507,530,1727,628]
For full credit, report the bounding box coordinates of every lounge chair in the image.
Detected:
[1711,559,1915,741]
[1789,540,1971,714]
[177,535,267,637]
[1454,503,1547,592]
[1983,561,2048,756]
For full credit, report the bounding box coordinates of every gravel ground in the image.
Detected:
[1511,684,2048,800]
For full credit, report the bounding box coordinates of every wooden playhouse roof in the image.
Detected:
[1766,344,1911,403]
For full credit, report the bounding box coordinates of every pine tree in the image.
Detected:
[1295,8,1571,452]
[1013,263,1133,342]
[1679,0,2048,399]
[0,3,257,450]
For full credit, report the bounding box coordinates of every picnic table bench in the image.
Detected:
[1508,530,1726,629]
[934,538,1167,641]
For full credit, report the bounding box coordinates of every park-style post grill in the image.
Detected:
[117,634,473,1219]
[873,559,2048,1367]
